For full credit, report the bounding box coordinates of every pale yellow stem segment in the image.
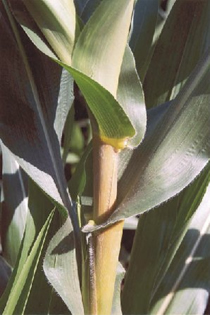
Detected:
[91,136,124,315]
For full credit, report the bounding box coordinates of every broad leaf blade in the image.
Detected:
[9,0,146,148]
[83,49,210,232]
[121,163,210,314]
[72,0,134,96]
[151,171,210,315]
[105,49,210,226]
[144,0,210,108]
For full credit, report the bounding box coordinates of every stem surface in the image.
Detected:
[91,136,124,315]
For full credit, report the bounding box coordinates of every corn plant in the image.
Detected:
[0,0,210,314]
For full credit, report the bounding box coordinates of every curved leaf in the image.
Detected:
[72,0,134,96]
[121,163,210,314]
[43,216,85,315]
[9,0,146,148]
[1,209,54,315]
[0,3,72,212]
[1,144,28,267]
[22,0,76,65]
[144,0,210,108]
[83,49,210,232]
[151,170,210,315]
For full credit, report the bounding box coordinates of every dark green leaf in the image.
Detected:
[129,0,158,80]
[1,209,54,315]
[122,163,210,314]
[144,0,210,108]
[1,144,28,267]
[43,216,84,315]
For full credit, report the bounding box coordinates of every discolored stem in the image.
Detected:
[90,136,124,315]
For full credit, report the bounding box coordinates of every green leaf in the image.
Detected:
[1,144,28,267]
[62,106,75,163]
[8,0,146,148]
[144,0,210,108]
[59,64,136,147]
[1,209,54,315]
[151,168,210,315]
[24,183,72,315]
[117,45,146,147]
[80,0,101,23]
[83,49,210,232]
[72,0,134,96]
[121,163,210,314]
[22,0,76,65]
[129,0,158,80]
[0,257,11,298]
[0,3,72,213]
[111,263,125,315]
[43,216,85,315]
[74,0,89,17]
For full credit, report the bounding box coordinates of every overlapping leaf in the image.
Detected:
[83,48,210,232]
[144,0,210,108]
[122,163,210,314]
[0,209,54,315]
[151,169,210,315]
[129,0,158,80]
[1,144,28,267]
[0,2,73,211]
[8,0,146,148]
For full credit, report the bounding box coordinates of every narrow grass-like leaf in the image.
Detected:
[117,45,146,147]
[2,209,54,315]
[72,0,134,96]
[83,49,210,232]
[43,216,85,315]
[0,3,71,212]
[1,144,28,267]
[122,163,210,314]
[0,257,11,298]
[129,0,158,80]
[151,171,210,315]
[22,0,76,65]
[111,263,125,315]
[23,183,71,315]
[9,0,142,148]
[144,0,210,108]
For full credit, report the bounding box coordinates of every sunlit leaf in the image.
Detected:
[122,163,210,314]
[83,49,210,232]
